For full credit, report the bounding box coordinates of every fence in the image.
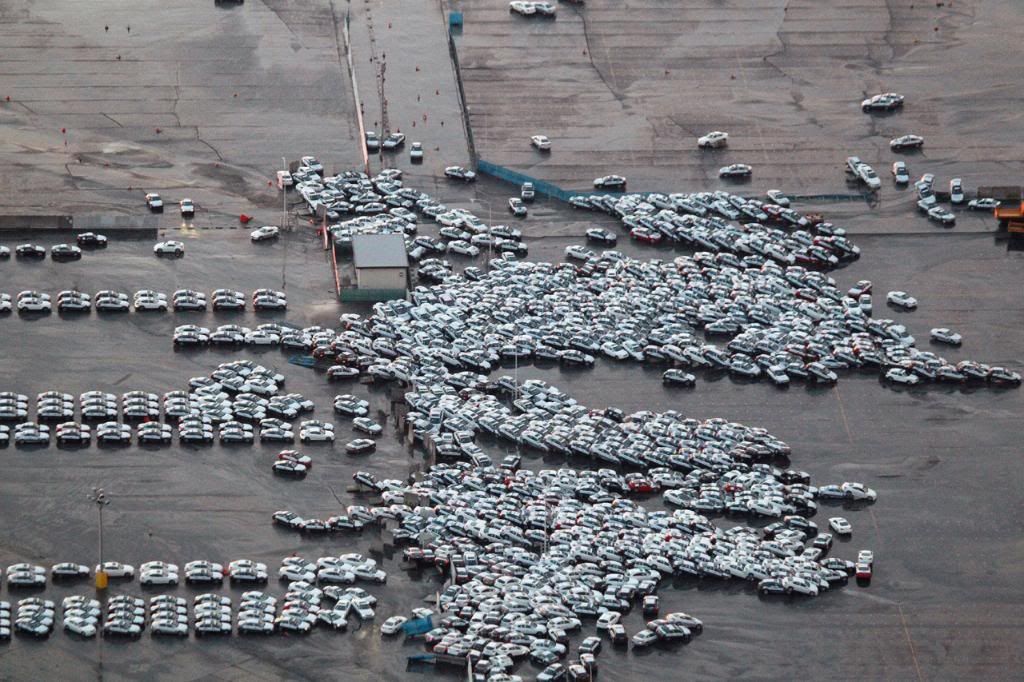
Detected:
[446,29,476,165]
[476,160,577,201]
[341,10,370,176]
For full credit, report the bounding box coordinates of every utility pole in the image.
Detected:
[88,488,110,591]
[281,156,288,230]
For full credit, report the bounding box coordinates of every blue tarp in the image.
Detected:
[401,615,434,636]
[287,355,315,368]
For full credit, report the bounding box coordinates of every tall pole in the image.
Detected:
[89,487,109,590]
[98,503,104,569]
[281,156,288,230]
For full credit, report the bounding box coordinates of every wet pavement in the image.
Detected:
[0,0,1023,680]
[454,0,1024,201]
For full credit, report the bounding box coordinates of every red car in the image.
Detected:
[627,478,655,494]
[855,562,872,580]
[630,227,663,244]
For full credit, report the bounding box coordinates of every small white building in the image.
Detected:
[346,234,408,301]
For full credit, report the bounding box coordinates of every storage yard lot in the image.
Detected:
[457,0,1024,204]
[1,1,1023,681]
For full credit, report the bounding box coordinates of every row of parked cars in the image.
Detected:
[8,586,379,639]
[2,288,286,314]
[0,234,107,261]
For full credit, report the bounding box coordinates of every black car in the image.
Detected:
[50,244,82,261]
[76,232,108,247]
[779,469,811,485]
[16,244,46,258]
[586,227,617,245]
[758,578,788,595]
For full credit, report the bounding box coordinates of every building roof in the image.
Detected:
[352,234,409,268]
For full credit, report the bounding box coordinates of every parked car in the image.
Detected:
[593,175,626,190]
[891,161,909,185]
[154,240,185,256]
[889,134,923,151]
[251,225,280,242]
[886,290,917,309]
[444,166,476,182]
[698,131,728,149]
[719,164,752,178]
[949,178,965,204]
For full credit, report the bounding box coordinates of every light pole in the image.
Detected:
[281,156,288,231]
[89,487,110,590]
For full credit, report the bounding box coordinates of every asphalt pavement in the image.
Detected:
[0,1,1022,681]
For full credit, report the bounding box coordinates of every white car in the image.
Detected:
[51,563,90,579]
[856,163,882,190]
[719,164,752,178]
[828,517,853,535]
[510,1,536,14]
[64,616,97,637]
[890,134,924,151]
[766,189,790,207]
[381,616,408,634]
[180,198,195,217]
[593,175,627,189]
[133,295,168,311]
[352,417,383,436]
[145,193,164,211]
[444,166,476,182]
[530,135,551,150]
[698,131,729,149]
[968,198,1000,211]
[154,240,184,256]
[95,562,134,578]
[928,206,956,225]
[891,161,910,185]
[251,225,280,242]
[930,328,962,345]
[596,611,621,630]
[949,178,965,204]
[886,290,917,310]
[885,368,920,385]
[409,142,424,161]
[564,245,594,261]
[448,240,480,257]
[152,619,189,636]
[140,570,179,586]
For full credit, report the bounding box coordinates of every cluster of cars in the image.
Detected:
[11,598,55,638]
[343,254,1011,393]
[364,132,410,154]
[6,563,47,587]
[570,189,853,269]
[509,1,557,17]
[292,165,409,227]
[319,170,530,262]
[1,239,101,261]
[327,455,864,676]
[271,554,387,586]
[145,193,197,220]
[891,166,996,218]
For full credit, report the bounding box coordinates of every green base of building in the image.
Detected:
[339,288,407,302]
